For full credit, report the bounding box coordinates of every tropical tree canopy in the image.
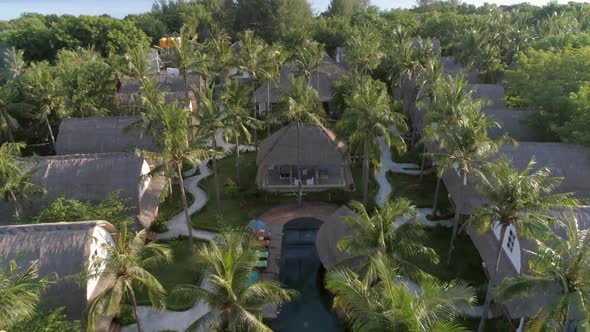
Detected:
[495,216,590,331]
[86,228,172,332]
[0,259,54,330]
[326,254,476,332]
[188,231,296,331]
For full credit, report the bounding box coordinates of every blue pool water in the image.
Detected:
[272,218,343,332]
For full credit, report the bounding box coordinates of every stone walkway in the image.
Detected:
[158,131,255,241]
[375,137,434,207]
[123,131,254,332]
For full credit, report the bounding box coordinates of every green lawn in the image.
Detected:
[415,227,487,301]
[158,184,195,222]
[391,142,425,164]
[191,152,377,232]
[135,237,206,310]
[386,171,450,209]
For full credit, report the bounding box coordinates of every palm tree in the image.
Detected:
[416,58,443,179]
[204,29,234,85]
[171,25,197,100]
[336,77,406,207]
[344,24,381,79]
[125,46,153,83]
[86,228,173,332]
[292,40,325,89]
[258,44,286,132]
[188,231,295,331]
[144,102,211,251]
[20,61,66,151]
[0,83,31,143]
[432,107,510,264]
[221,79,259,185]
[338,198,438,281]
[423,75,496,220]
[0,260,54,330]
[195,81,224,214]
[495,216,590,331]
[268,74,325,206]
[0,142,45,218]
[464,157,577,332]
[2,47,25,79]
[237,30,269,151]
[326,254,476,332]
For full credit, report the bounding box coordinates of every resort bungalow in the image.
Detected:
[253,56,346,117]
[0,152,165,228]
[115,73,201,111]
[443,143,590,327]
[0,221,117,329]
[468,206,590,327]
[56,116,157,155]
[256,123,354,193]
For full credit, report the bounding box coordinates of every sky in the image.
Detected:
[0,0,583,21]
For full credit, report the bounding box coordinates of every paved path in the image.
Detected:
[158,130,254,241]
[373,137,486,317]
[124,131,255,332]
[375,137,434,207]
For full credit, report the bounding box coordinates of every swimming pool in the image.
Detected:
[272,218,343,332]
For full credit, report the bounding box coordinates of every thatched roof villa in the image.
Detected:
[0,221,117,328]
[253,56,346,116]
[256,124,354,193]
[56,116,157,155]
[0,152,165,228]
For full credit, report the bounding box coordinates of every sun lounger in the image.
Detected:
[257,251,269,259]
[256,260,268,268]
[251,239,269,248]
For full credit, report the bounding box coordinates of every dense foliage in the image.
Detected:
[29,192,133,229]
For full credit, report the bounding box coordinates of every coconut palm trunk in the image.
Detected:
[235,135,240,184]
[419,145,427,182]
[477,222,508,332]
[130,290,143,332]
[362,144,370,207]
[177,165,194,252]
[296,123,303,207]
[9,190,22,218]
[447,172,468,264]
[212,136,221,214]
[1,111,15,142]
[432,176,441,217]
[44,114,56,151]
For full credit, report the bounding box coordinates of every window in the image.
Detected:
[506,230,516,252]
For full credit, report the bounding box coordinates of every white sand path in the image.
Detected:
[123,131,254,332]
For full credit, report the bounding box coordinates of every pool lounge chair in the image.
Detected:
[256,260,268,268]
[257,251,269,259]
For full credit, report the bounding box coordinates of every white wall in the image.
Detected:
[138,160,152,199]
[492,220,521,273]
[86,226,117,300]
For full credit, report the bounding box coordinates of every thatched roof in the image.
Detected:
[253,56,346,105]
[257,124,346,167]
[56,116,157,155]
[0,221,116,320]
[468,84,506,108]
[483,108,540,141]
[468,206,590,318]
[0,153,147,224]
[31,152,144,205]
[440,56,480,84]
[315,206,356,269]
[118,73,201,94]
[445,142,590,215]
